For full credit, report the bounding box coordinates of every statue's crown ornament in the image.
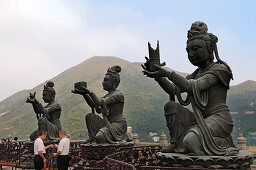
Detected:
[187,21,217,43]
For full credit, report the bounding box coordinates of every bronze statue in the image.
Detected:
[142,21,237,156]
[27,81,62,141]
[72,65,129,144]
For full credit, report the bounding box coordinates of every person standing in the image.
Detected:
[6,135,13,143]
[13,137,19,144]
[53,130,70,170]
[1,138,6,144]
[5,138,10,144]
[12,137,20,149]
[34,131,53,170]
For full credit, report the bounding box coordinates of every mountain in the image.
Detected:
[227,80,256,112]
[227,80,256,140]
[0,56,187,141]
[0,56,256,142]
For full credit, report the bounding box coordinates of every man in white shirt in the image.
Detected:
[34,131,53,170]
[53,130,70,170]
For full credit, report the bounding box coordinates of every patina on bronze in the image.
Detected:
[142,21,238,156]
[72,65,130,144]
[27,81,62,141]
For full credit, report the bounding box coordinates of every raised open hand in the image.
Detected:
[143,64,172,78]
[26,92,37,103]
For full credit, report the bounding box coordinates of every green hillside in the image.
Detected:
[227,80,256,141]
[227,80,256,112]
[0,56,256,142]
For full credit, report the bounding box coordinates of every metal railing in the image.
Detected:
[104,145,161,170]
[0,141,136,169]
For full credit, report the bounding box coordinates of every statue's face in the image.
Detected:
[42,91,52,103]
[102,75,114,91]
[186,39,210,67]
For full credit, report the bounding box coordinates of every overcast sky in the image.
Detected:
[0,0,256,101]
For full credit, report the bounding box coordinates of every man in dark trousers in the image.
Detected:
[53,130,70,170]
[34,131,53,170]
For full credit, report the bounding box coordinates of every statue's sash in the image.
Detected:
[101,98,124,142]
[190,80,226,155]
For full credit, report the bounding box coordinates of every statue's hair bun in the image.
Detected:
[46,81,54,88]
[111,65,121,73]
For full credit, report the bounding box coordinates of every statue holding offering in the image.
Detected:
[72,65,129,144]
[27,81,62,141]
[142,21,237,156]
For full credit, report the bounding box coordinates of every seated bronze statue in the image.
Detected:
[72,65,129,144]
[142,21,237,156]
[27,81,62,141]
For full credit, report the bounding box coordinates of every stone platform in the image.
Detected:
[81,141,134,160]
[157,151,254,169]
[81,141,134,148]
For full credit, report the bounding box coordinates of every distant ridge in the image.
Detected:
[229,80,256,94]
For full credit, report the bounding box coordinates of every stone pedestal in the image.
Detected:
[157,151,253,169]
[81,142,134,160]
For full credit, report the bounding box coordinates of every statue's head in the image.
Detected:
[42,81,56,103]
[102,65,121,91]
[186,21,216,67]
[186,21,233,79]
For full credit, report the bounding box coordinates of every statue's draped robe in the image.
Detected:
[43,101,62,140]
[86,90,128,143]
[166,63,235,155]
[30,101,62,140]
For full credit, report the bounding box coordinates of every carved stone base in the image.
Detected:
[156,151,253,169]
[81,141,134,148]
[81,142,134,160]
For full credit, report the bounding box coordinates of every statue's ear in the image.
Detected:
[113,79,120,89]
[44,85,47,90]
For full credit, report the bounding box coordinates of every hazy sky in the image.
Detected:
[0,0,256,101]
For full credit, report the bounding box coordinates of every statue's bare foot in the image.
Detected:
[161,143,175,153]
[85,137,95,144]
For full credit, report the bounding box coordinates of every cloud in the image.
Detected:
[0,0,151,101]
[0,0,82,100]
